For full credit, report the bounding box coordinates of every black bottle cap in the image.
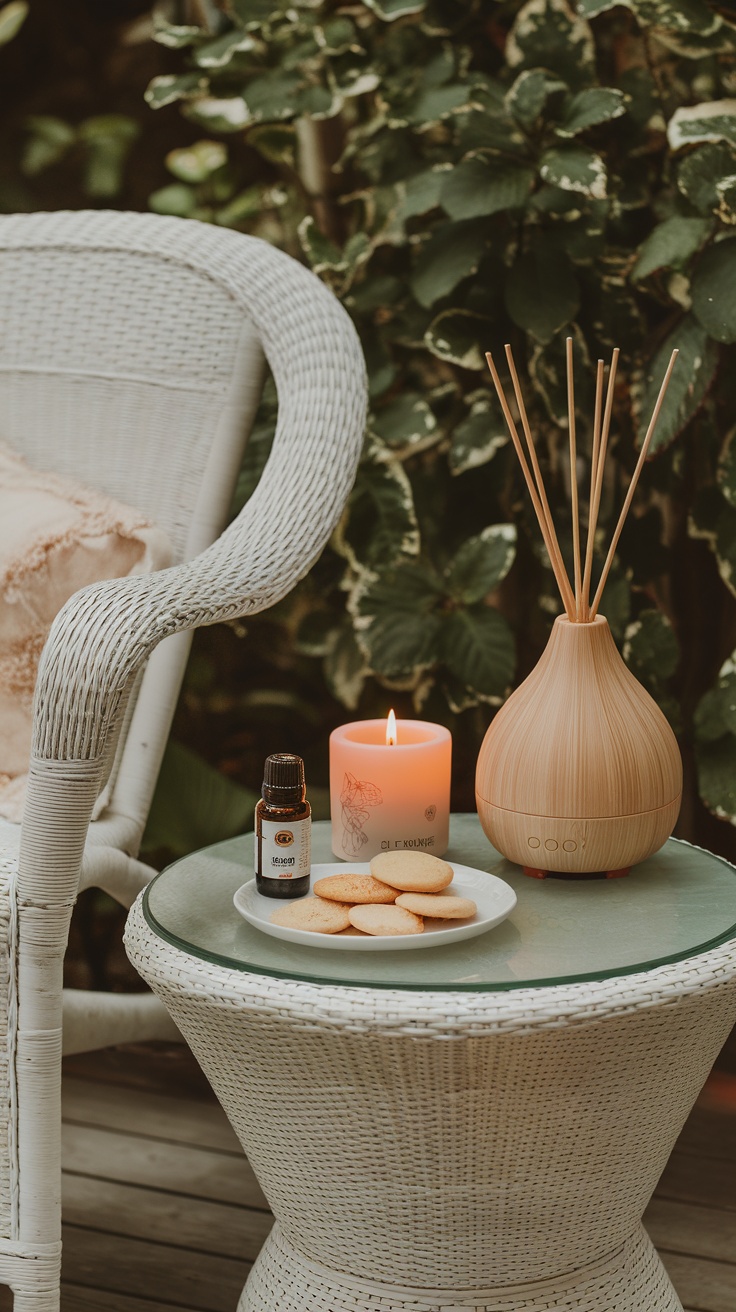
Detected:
[262,753,305,802]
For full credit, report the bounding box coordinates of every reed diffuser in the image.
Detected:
[475,340,682,878]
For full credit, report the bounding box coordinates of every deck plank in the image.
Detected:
[62,1174,272,1260]
[658,1252,736,1312]
[644,1198,736,1263]
[63,1045,215,1103]
[675,1072,736,1164]
[657,1149,736,1213]
[62,1287,205,1312]
[62,1122,267,1210]
[62,1226,250,1312]
[63,1075,240,1154]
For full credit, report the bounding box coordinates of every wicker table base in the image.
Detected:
[125,890,736,1312]
[241,1222,679,1311]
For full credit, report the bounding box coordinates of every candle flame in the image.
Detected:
[386,708,397,746]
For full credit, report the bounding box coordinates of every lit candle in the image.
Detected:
[329,712,452,861]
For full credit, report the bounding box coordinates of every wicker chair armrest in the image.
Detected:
[32,474,350,764]
[34,411,365,768]
[19,430,363,902]
[8,213,368,769]
[17,242,366,903]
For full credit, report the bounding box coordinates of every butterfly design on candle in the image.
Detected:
[340,772,383,857]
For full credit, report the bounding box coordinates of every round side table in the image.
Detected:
[124,816,736,1312]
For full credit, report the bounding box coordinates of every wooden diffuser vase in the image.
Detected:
[476,340,682,878]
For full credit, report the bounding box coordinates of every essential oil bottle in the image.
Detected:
[255,753,311,898]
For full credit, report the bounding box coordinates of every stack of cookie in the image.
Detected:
[270,851,477,937]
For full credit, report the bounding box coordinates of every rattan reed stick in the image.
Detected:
[485,352,576,619]
[583,347,619,618]
[503,345,577,617]
[581,358,605,622]
[504,346,559,545]
[566,337,582,620]
[487,340,676,624]
[590,348,679,619]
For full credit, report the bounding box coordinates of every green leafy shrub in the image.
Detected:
[0,0,26,46]
[140,0,736,835]
[22,114,140,197]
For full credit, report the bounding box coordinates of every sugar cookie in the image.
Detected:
[313,874,397,904]
[337,925,368,936]
[348,904,424,936]
[270,897,351,934]
[370,850,453,893]
[395,893,476,919]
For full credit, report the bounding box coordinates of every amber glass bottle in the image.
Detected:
[255,753,311,898]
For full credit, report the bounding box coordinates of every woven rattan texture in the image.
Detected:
[3,372,247,555]
[241,1222,680,1311]
[0,210,367,1311]
[0,852,16,1241]
[0,248,240,382]
[0,246,261,560]
[0,211,367,770]
[126,896,736,1306]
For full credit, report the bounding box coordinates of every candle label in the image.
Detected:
[256,817,311,881]
[340,772,383,858]
[380,834,437,851]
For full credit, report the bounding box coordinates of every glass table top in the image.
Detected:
[143,815,736,993]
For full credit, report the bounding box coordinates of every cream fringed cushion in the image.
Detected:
[0,441,172,822]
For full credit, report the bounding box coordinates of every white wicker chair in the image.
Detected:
[0,209,367,1309]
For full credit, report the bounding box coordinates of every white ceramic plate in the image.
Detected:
[233,862,517,951]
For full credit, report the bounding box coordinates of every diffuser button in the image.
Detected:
[563,840,577,852]
[545,839,558,851]
[528,837,540,849]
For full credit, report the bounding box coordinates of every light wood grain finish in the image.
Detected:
[658,1148,736,1212]
[61,1122,266,1209]
[62,1176,272,1260]
[62,1075,241,1153]
[657,1252,736,1312]
[644,1198,736,1263]
[476,614,682,872]
[60,1287,203,1312]
[479,799,680,874]
[479,343,681,872]
[62,1227,249,1311]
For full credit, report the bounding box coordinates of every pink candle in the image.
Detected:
[329,714,451,861]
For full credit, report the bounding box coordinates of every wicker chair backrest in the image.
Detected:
[0,211,366,844]
[0,221,265,564]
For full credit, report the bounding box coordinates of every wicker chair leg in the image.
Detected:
[0,1240,61,1310]
[238,1222,681,1312]
[5,1261,60,1312]
[11,1291,59,1312]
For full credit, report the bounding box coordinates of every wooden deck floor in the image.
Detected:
[3,1043,735,1311]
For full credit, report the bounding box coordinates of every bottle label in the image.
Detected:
[257,816,311,881]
